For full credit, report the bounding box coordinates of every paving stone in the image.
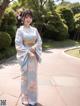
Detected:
[56,86,80,106]
[38,85,66,106]
[0,48,80,106]
[52,76,80,87]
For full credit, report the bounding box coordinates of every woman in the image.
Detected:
[15,10,42,106]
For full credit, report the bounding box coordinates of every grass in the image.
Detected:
[43,39,80,58]
[65,48,80,58]
[43,39,80,49]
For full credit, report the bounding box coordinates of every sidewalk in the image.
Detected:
[0,48,80,106]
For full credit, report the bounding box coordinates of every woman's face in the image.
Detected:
[24,15,32,26]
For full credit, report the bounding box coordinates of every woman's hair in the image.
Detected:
[22,10,33,18]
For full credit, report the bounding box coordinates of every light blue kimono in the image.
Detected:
[15,25,42,105]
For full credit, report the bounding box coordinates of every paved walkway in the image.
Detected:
[0,48,80,106]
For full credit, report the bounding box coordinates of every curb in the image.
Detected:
[63,46,80,60]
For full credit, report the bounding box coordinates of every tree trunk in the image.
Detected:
[0,0,10,18]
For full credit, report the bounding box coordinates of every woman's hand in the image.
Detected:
[30,46,35,53]
[28,51,35,58]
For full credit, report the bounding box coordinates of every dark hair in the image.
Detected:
[22,10,33,18]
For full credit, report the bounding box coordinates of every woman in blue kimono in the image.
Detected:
[15,10,42,106]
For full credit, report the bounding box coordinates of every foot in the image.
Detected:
[22,102,28,106]
[28,103,37,106]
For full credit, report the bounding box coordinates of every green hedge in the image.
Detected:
[0,32,12,50]
[0,11,17,44]
[0,47,16,60]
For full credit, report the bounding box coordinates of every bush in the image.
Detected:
[74,13,80,29]
[70,3,80,15]
[5,25,17,39]
[3,11,17,25]
[56,6,75,33]
[0,11,17,41]
[33,11,69,41]
[43,12,69,40]
[32,10,47,36]
[73,13,80,40]
[0,32,12,49]
[33,21,46,36]
[0,47,16,60]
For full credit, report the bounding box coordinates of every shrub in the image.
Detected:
[0,11,17,40]
[0,47,16,60]
[43,12,69,40]
[70,3,80,15]
[73,13,80,40]
[0,32,12,49]
[33,11,69,41]
[56,6,75,33]
[33,21,46,36]
[5,25,17,39]
[74,13,80,29]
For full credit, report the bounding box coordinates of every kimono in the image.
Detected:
[15,25,42,105]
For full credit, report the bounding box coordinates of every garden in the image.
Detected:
[0,0,80,60]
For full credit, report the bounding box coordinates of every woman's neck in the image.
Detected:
[24,24,30,28]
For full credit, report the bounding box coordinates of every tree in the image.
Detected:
[55,0,64,3]
[74,13,80,40]
[56,6,75,34]
[61,0,64,4]
[70,3,80,15]
[0,0,14,18]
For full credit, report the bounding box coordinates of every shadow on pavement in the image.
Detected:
[36,103,44,106]
[26,103,44,106]
[43,49,53,53]
[0,56,18,69]
[0,49,53,69]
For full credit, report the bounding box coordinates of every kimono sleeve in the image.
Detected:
[33,29,42,63]
[15,29,29,67]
